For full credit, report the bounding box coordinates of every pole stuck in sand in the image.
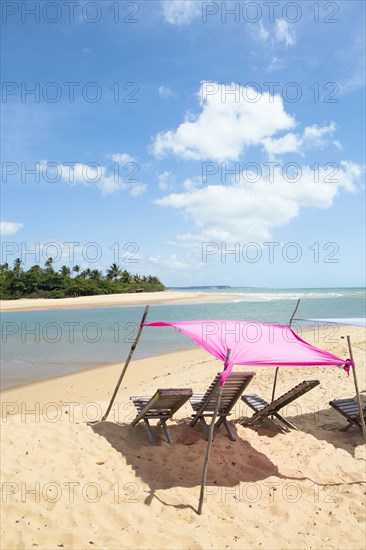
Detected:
[101,305,150,421]
[198,349,231,515]
[346,335,366,443]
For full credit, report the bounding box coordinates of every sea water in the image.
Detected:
[1,287,365,390]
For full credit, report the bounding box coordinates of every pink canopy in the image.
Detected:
[143,320,351,385]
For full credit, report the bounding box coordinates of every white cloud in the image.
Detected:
[0,221,24,235]
[263,122,338,157]
[40,155,146,197]
[152,82,341,161]
[129,181,147,197]
[148,254,193,270]
[158,86,176,98]
[110,152,136,164]
[258,21,269,42]
[250,19,296,48]
[267,56,284,72]
[155,161,362,246]
[158,171,176,190]
[152,81,296,162]
[302,123,337,148]
[262,133,300,157]
[161,0,201,26]
[182,176,203,191]
[275,19,296,47]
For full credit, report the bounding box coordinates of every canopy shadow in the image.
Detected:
[90,417,283,493]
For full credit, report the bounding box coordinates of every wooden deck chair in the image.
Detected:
[329,398,366,431]
[130,388,193,445]
[241,380,320,432]
[190,372,256,441]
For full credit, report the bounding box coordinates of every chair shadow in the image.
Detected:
[240,394,366,457]
[89,416,284,507]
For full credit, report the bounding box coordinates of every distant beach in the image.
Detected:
[0,290,248,312]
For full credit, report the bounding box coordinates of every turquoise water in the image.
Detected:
[1,288,365,390]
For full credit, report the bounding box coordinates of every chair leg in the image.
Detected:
[143,419,156,445]
[198,417,210,439]
[159,420,174,445]
[273,413,299,431]
[220,417,236,441]
[190,415,199,427]
[340,420,355,432]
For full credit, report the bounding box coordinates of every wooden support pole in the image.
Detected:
[346,336,366,443]
[271,367,279,404]
[101,305,150,421]
[271,299,301,404]
[289,298,301,327]
[198,349,231,515]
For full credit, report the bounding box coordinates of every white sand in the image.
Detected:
[1,326,365,549]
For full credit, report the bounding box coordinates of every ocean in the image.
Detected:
[1,287,365,390]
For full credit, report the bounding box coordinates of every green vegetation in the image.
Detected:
[0,259,165,299]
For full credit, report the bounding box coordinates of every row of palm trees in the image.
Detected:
[1,258,162,286]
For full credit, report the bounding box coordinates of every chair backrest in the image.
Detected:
[199,372,256,413]
[329,398,366,422]
[149,388,193,415]
[265,380,320,414]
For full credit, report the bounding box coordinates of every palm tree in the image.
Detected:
[72,265,81,277]
[28,264,42,275]
[90,269,103,280]
[106,263,122,280]
[0,263,9,282]
[121,270,132,284]
[59,265,71,277]
[80,268,92,279]
[13,258,23,278]
[45,257,54,272]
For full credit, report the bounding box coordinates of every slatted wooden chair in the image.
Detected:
[130,388,193,445]
[189,372,256,441]
[329,398,366,431]
[241,380,320,432]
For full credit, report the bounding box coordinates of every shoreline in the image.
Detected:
[0,290,249,312]
[0,346,198,394]
[1,325,364,396]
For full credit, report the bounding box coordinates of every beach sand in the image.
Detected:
[0,290,247,312]
[1,325,365,549]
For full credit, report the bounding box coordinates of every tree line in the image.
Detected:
[0,258,165,299]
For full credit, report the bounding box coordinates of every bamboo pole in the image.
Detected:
[198,349,231,515]
[289,298,301,327]
[271,299,301,403]
[101,305,150,421]
[271,367,279,404]
[346,336,366,443]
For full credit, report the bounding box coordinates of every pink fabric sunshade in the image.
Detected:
[143,320,351,385]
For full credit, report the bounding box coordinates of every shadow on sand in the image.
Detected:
[90,417,287,511]
[239,393,366,458]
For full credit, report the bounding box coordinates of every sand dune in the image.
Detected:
[1,326,365,549]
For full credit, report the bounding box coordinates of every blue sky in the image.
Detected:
[1,0,365,287]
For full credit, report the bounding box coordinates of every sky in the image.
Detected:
[1,0,365,288]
